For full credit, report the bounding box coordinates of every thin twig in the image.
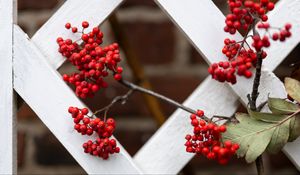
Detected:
[257,100,268,112]
[92,90,134,120]
[118,79,211,122]
[232,27,252,60]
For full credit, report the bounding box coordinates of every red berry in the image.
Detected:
[82,21,89,28]
[65,23,71,29]
[219,125,227,132]
[285,23,292,30]
[196,110,204,117]
[72,27,78,33]
[114,74,122,81]
[81,108,89,115]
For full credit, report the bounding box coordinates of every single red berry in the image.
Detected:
[72,27,78,33]
[285,23,292,30]
[65,23,71,29]
[82,21,89,28]
[196,110,204,117]
[81,108,89,115]
[114,74,122,81]
[219,125,227,132]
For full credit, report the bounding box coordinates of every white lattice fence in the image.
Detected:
[1,0,300,174]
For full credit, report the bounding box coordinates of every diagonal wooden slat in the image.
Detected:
[135,77,240,173]
[13,26,142,174]
[134,72,285,174]
[12,0,300,173]
[32,0,123,70]
[0,0,16,173]
[134,0,300,174]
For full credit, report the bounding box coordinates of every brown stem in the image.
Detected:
[118,79,210,122]
[247,18,265,175]
[92,90,134,119]
[248,52,263,110]
[109,13,166,125]
[91,79,210,122]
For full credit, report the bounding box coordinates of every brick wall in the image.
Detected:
[17,0,300,174]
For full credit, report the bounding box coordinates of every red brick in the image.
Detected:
[149,76,203,115]
[17,132,26,168]
[34,132,80,165]
[268,152,299,170]
[189,46,207,65]
[114,128,156,155]
[82,78,151,117]
[18,0,59,10]
[18,103,37,120]
[121,21,175,65]
[82,75,203,117]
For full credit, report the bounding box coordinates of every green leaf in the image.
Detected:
[223,113,276,163]
[248,108,287,123]
[224,110,300,163]
[285,77,300,103]
[266,119,290,154]
[268,97,299,114]
[288,114,300,142]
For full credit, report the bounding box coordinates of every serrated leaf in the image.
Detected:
[248,108,287,123]
[223,113,276,163]
[244,128,275,162]
[268,97,299,114]
[285,77,300,103]
[266,119,290,154]
[224,110,300,163]
[288,114,300,142]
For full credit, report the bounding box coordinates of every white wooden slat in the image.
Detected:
[0,0,16,174]
[262,0,300,71]
[135,0,300,173]
[14,26,142,174]
[32,0,123,70]
[134,71,284,174]
[157,0,300,171]
[156,0,287,107]
[135,77,239,174]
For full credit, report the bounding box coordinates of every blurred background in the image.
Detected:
[17,0,300,174]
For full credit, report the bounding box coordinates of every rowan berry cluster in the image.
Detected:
[209,0,292,84]
[68,106,120,159]
[57,21,123,99]
[208,39,259,84]
[252,22,292,51]
[224,0,275,34]
[185,110,239,164]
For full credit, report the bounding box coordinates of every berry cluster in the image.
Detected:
[208,39,260,84]
[208,0,292,84]
[68,106,120,159]
[185,111,239,164]
[252,22,292,51]
[57,21,123,99]
[224,0,275,34]
[83,138,120,160]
